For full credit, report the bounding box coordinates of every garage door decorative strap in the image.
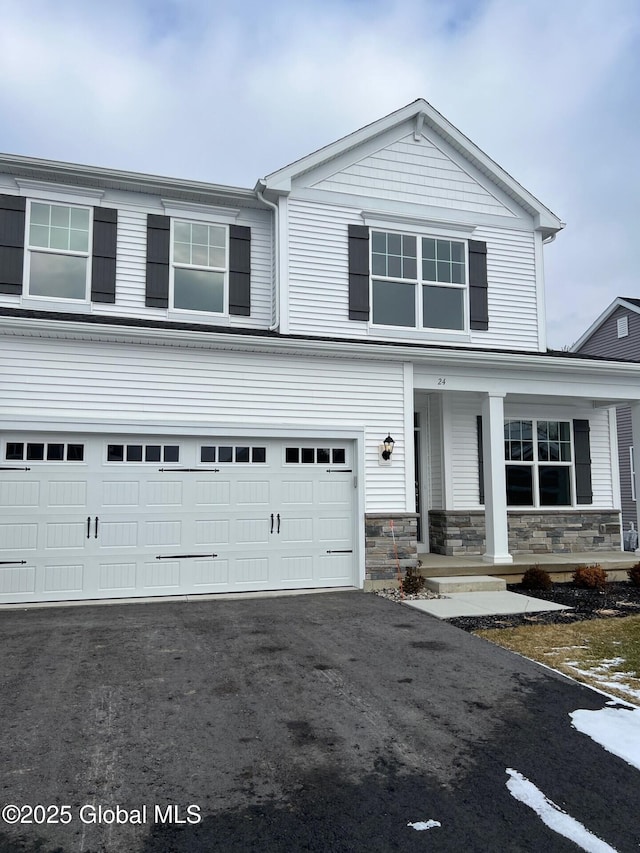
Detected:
[155,553,219,560]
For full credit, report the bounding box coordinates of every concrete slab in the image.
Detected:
[404,590,571,619]
[424,575,506,594]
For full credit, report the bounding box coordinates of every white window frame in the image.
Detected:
[370,229,468,332]
[169,218,229,317]
[504,419,575,508]
[24,199,92,303]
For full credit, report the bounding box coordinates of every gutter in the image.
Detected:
[255,180,280,331]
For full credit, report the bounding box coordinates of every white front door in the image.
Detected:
[0,434,357,603]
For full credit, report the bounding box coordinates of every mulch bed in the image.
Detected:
[448,582,640,633]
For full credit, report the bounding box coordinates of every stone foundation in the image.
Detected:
[428,509,621,556]
[365,513,419,582]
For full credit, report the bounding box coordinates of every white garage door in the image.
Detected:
[0,434,356,603]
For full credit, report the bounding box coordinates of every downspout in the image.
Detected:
[256,180,279,332]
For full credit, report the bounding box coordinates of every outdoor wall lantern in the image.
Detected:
[381,434,395,461]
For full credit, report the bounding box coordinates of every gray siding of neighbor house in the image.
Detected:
[575,303,640,530]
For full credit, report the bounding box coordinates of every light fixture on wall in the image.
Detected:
[381,434,395,461]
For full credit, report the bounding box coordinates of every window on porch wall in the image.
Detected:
[504,420,572,507]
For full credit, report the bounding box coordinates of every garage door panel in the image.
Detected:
[102,481,140,506]
[0,522,38,550]
[43,564,83,593]
[99,520,139,548]
[98,562,137,591]
[235,480,270,505]
[0,481,40,507]
[146,480,183,506]
[280,517,313,543]
[318,554,353,581]
[196,480,231,505]
[317,517,351,543]
[143,560,181,589]
[235,518,270,544]
[192,558,229,587]
[46,522,86,549]
[145,520,181,547]
[195,519,229,545]
[235,557,269,584]
[316,479,352,504]
[280,555,313,581]
[0,565,35,595]
[281,480,313,504]
[47,481,87,507]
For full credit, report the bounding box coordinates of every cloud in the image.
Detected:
[0,0,638,346]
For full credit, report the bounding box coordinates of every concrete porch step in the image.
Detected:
[424,575,507,594]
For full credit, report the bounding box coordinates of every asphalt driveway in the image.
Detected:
[0,590,638,852]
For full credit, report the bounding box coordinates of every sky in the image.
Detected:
[0,0,638,349]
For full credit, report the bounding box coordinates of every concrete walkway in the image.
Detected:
[403,574,571,619]
[404,590,570,619]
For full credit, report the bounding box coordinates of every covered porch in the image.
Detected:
[410,352,640,570]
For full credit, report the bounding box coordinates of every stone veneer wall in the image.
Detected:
[428,510,621,556]
[365,513,419,582]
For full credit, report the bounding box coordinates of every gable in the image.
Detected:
[309,134,517,218]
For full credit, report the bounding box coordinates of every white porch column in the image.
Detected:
[481,392,513,564]
[631,402,640,554]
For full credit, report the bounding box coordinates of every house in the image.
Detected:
[571,297,640,547]
[2,98,640,605]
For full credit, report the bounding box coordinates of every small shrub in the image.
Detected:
[520,565,552,591]
[401,567,425,595]
[628,563,640,587]
[572,564,607,591]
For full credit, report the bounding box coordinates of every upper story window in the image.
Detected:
[371,231,466,331]
[171,220,227,314]
[26,201,91,301]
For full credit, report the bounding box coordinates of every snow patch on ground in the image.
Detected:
[506,769,618,852]
[564,660,640,705]
[407,820,441,831]
[570,705,640,771]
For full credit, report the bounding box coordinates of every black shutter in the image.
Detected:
[91,207,117,303]
[146,214,170,308]
[573,419,593,505]
[348,224,369,321]
[0,194,26,295]
[477,415,485,504]
[229,224,251,316]
[469,239,488,331]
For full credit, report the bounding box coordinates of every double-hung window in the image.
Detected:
[371,230,466,330]
[505,420,573,507]
[26,201,91,300]
[171,220,227,314]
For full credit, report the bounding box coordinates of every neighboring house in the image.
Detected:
[2,98,640,605]
[572,297,640,546]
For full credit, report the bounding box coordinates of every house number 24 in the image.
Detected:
[437,377,446,386]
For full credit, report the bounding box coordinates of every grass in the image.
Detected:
[476,616,640,706]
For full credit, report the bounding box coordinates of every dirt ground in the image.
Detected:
[0,591,638,852]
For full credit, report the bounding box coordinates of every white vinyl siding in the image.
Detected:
[0,185,273,331]
[286,200,541,351]
[0,335,407,513]
[311,135,516,218]
[470,226,538,350]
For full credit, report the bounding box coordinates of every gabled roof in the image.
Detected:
[571,297,640,351]
[260,98,564,237]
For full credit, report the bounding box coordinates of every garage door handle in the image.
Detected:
[94,516,99,539]
[270,513,274,534]
[87,516,91,539]
[277,513,281,534]
[156,553,218,560]
[326,550,353,554]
